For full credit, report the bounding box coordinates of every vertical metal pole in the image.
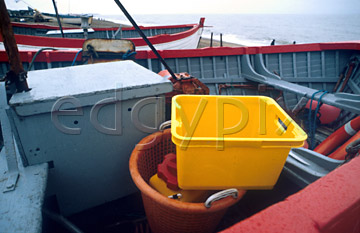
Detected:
[0,0,29,92]
[220,33,223,47]
[83,28,88,39]
[113,25,122,39]
[210,32,213,47]
[197,36,202,49]
[80,16,90,39]
[52,0,65,38]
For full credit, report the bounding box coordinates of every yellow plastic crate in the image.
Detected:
[171,95,307,190]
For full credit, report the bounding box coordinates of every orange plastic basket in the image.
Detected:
[129,129,246,233]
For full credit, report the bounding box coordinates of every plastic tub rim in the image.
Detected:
[171,94,307,144]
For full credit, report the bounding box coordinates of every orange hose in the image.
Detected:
[328,131,360,160]
[314,116,360,155]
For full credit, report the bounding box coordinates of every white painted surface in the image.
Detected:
[136,27,203,51]
[10,60,170,105]
[0,42,81,51]
[0,27,202,51]
[344,121,357,135]
[46,28,95,35]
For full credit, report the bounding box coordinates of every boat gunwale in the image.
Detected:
[1,20,203,48]
[135,41,360,59]
[1,41,359,63]
[11,21,198,31]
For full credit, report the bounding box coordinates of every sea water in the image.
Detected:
[96,13,360,46]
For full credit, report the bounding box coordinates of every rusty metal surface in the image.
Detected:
[0,0,29,92]
[83,39,135,54]
[82,39,136,63]
[159,71,210,103]
[170,72,210,95]
[0,0,23,74]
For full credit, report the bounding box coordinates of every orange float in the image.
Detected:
[305,100,341,125]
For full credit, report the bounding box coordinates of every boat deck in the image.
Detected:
[40,173,300,233]
[0,148,48,233]
[0,41,359,232]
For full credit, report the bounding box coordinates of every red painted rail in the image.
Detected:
[1,41,359,63]
[135,40,360,59]
[221,156,360,233]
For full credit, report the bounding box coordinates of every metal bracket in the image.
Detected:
[4,171,19,193]
[3,70,30,95]
[0,82,19,192]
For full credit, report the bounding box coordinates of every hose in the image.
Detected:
[27,47,58,71]
[72,50,83,66]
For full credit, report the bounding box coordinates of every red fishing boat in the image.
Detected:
[1,18,205,51]
[0,1,359,232]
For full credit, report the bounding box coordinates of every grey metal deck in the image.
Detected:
[0,148,48,233]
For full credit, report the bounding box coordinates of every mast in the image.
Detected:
[52,0,65,38]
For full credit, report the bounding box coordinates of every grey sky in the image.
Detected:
[4,0,360,15]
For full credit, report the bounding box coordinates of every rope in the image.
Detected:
[345,138,360,161]
[71,50,83,66]
[122,49,137,60]
[86,44,99,58]
[308,90,328,149]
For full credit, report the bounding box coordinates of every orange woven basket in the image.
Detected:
[129,129,246,233]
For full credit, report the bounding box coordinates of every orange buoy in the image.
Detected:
[314,116,360,155]
[305,100,341,125]
[158,69,172,80]
[328,131,360,160]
